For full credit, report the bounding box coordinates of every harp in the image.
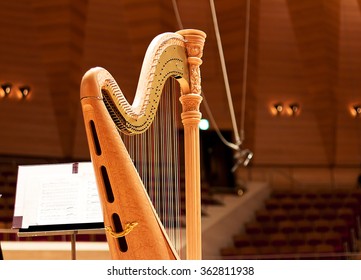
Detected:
[80,29,206,260]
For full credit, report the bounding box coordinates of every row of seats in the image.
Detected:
[255,207,358,223]
[271,189,361,200]
[265,196,361,211]
[221,243,345,260]
[220,189,361,260]
[245,218,355,235]
[234,230,345,248]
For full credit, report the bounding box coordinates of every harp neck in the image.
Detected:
[81,29,206,135]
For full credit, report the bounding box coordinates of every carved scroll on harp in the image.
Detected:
[80,29,206,260]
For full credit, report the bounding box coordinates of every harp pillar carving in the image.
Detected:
[178,29,206,260]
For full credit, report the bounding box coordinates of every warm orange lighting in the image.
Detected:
[271,103,284,116]
[19,86,30,99]
[270,102,301,117]
[287,103,300,116]
[350,104,361,118]
[1,83,12,97]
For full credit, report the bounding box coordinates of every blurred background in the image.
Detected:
[1,0,361,260]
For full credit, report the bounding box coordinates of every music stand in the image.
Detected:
[12,162,104,260]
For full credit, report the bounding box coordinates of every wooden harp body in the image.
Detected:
[80,29,206,260]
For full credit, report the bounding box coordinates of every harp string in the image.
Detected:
[120,78,183,255]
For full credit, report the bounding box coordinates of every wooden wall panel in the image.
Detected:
[0,0,360,189]
[0,1,62,157]
[335,0,361,165]
[253,0,330,165]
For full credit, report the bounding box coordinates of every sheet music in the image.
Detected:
[13,162,103,229]
[36,174,102,225]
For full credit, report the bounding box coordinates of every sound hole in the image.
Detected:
[89,120,102,156]
[112,213,128,252]
[100,166,114,203]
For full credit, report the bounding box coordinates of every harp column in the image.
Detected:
[178,29,206,260]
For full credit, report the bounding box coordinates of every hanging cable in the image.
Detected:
[172,0,184,30]
[202,94,240,151]
[172,0,236,150]
[172,0,253,169]
[209,0,253,171]
[172,0,237,150]
[239,0,251,144]
[209,0,242,147]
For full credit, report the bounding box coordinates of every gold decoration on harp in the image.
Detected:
[105,222,139,239]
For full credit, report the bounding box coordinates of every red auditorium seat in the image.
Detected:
[343,197,360,214]
[233,233,252,247]
[258,245,279,259]
[296,219,313,233]
[251,234,269,247]
[318,191,334,199]
[288,190,303,199]
[244,221,263,235]
[304,207,321,221]
[305,231,323,246]
[296,244,315,260]
[231,246,260,260]
[271,191,289,199]
[324,231,344,252]
[262,221,278,234]
[271,208,288,222]
[320,208,337,220]
[315,244,337,260]
[313,197,329,209]
[278,245,297,258]
[314,219,331,233]
[279,220,297,234]
[265,198,280,210]
[280,197,297,210]
[255,209,272,223]
[288,232,306,247]
[333,190,349,199]
[288,209,304,221]
[296,197,312,210]
[328,197,344,208]
[269,232,288,247]
[304,192,318,199]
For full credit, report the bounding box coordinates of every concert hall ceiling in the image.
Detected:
[0,0,361,167]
